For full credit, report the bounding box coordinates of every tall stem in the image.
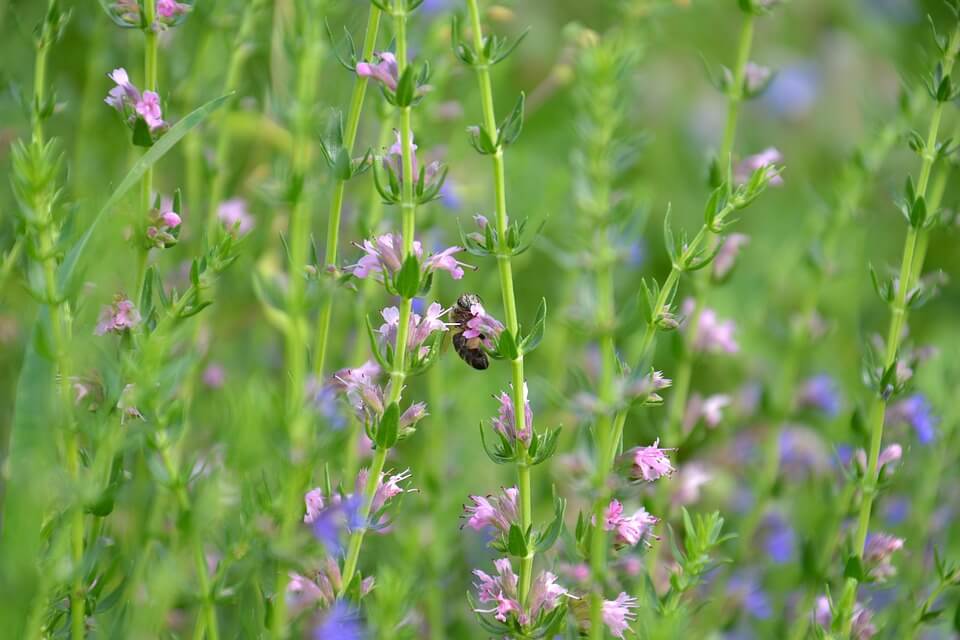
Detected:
[137,0,158,300]
[835,23,960,633]
[466,0,535,605]
[313,5,382,376]
[338,0,416,597]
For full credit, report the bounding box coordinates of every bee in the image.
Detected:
[450,293,490,370]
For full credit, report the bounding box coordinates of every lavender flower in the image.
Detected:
[762,512,795,564]
[742,61,773,95]
[157,0,190,19]
[95,296,141,335]
[887,393,938,443]
[378,302,449,358]
[863,533,904,582]
[463,486,520,536]
[626,439,676,482]
[461,299,505,349]
[814,596,876,640]
[313,601,365,640]
[684,393,732,432]
[491,382,533,446]
[217,198,254,236]
[733,147,783,186]
[202,363,225,389]
[331,361,384,424]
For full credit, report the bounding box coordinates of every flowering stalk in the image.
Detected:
[338,0,415,596]
[834,19,960,635]
[312,4,383,376]
[464,0,537,605]
[135,0,159,298]
[664,5,758,447]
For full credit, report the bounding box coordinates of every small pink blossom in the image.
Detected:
[602,592,638,639]
[602,499,659,548]
[863,533,904,582]
[135,91,166,131]
[463,486,519,535]
[356,52,399,91]
[682,299,740,354]
[713,233,750,280]
[627,439,675,482]
[217,198,254,235]
[491,383,533,446]
[157,0,190,19]
[95,296,141,335]
[734,147,783,186]
[462,302,505,349]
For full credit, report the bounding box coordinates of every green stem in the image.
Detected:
[467,0,536,607]
[313,5,382,377]
[835,23,960,634]
[137,0,158,301]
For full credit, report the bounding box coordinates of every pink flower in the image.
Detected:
[105,68,139,110]
[202,363,225,389]
[602,499,659,549]
[331,361,385,423]
[684,393,732,430]
[462,302,505,349]
[527,571,572,619]
[157,0,190,19]
[423,246,471,280]
[377,303,449,356]
[356,52,399,91]
[734,147,783,186]
[491,383,533,446]
[217,198,254,235]
[463,486,519,535]
[742,62,772,94]
[95,296,141,335]
[855,443,902,476]
[628,439,675,482]
[285,572,325,614]
[135,91,165,131]
[473,559,570,625]
[160,211,181,228]
[602,593,638,639]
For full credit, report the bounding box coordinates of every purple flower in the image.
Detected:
[888,393,938,444]
[854,443,902,476]
[602,499,659,549]
[742,61,773,95]
[348,232,471,282]
[763,512,795,564]
[713,233,750,280]
[463,486,520,536]
[733,147,783,186]
[377,303,449,357]
[762,62,820,120]
[217,198,254,235]
[135,91,165,131]
[473,559,571,626]
[814,596,876,640]
[313,601,365,640]
[95,296,141,335]
[863,533,904,582]
[330,361,385,424]
[797,374,842,417]
[601,593,637,639]
[105,68,139,110]
[491,383,533,446]
[627,439,676,482]
[356,52,398,91]
[729,571,772,619]
[779,426,830,478]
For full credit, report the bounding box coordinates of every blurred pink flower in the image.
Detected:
[627,439,675,482]
[95,296,141,335]
[217,198,254,235]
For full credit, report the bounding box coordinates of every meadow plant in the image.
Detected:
[4,1,960,639]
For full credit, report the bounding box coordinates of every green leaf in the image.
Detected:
[507,524,528,557]
[535,497,566,553]
[58,93,232,297]
[497,329,519,361]
[395,254,421,299]
[843,555,865,582]
[376,403,400,449]
[519,297,547,354]
[131,117,154,147]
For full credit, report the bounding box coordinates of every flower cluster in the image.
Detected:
[348,232,471,285]
[330,362,426,437]
[378,302,448,358]
[681,299,739,354]
[472,559,572,626]
[491,382,533,447]
[814,596,876,640]
[626,439,676,482]
[862,532,904,582]
[104,68,168,142]
[145,204,182,249]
